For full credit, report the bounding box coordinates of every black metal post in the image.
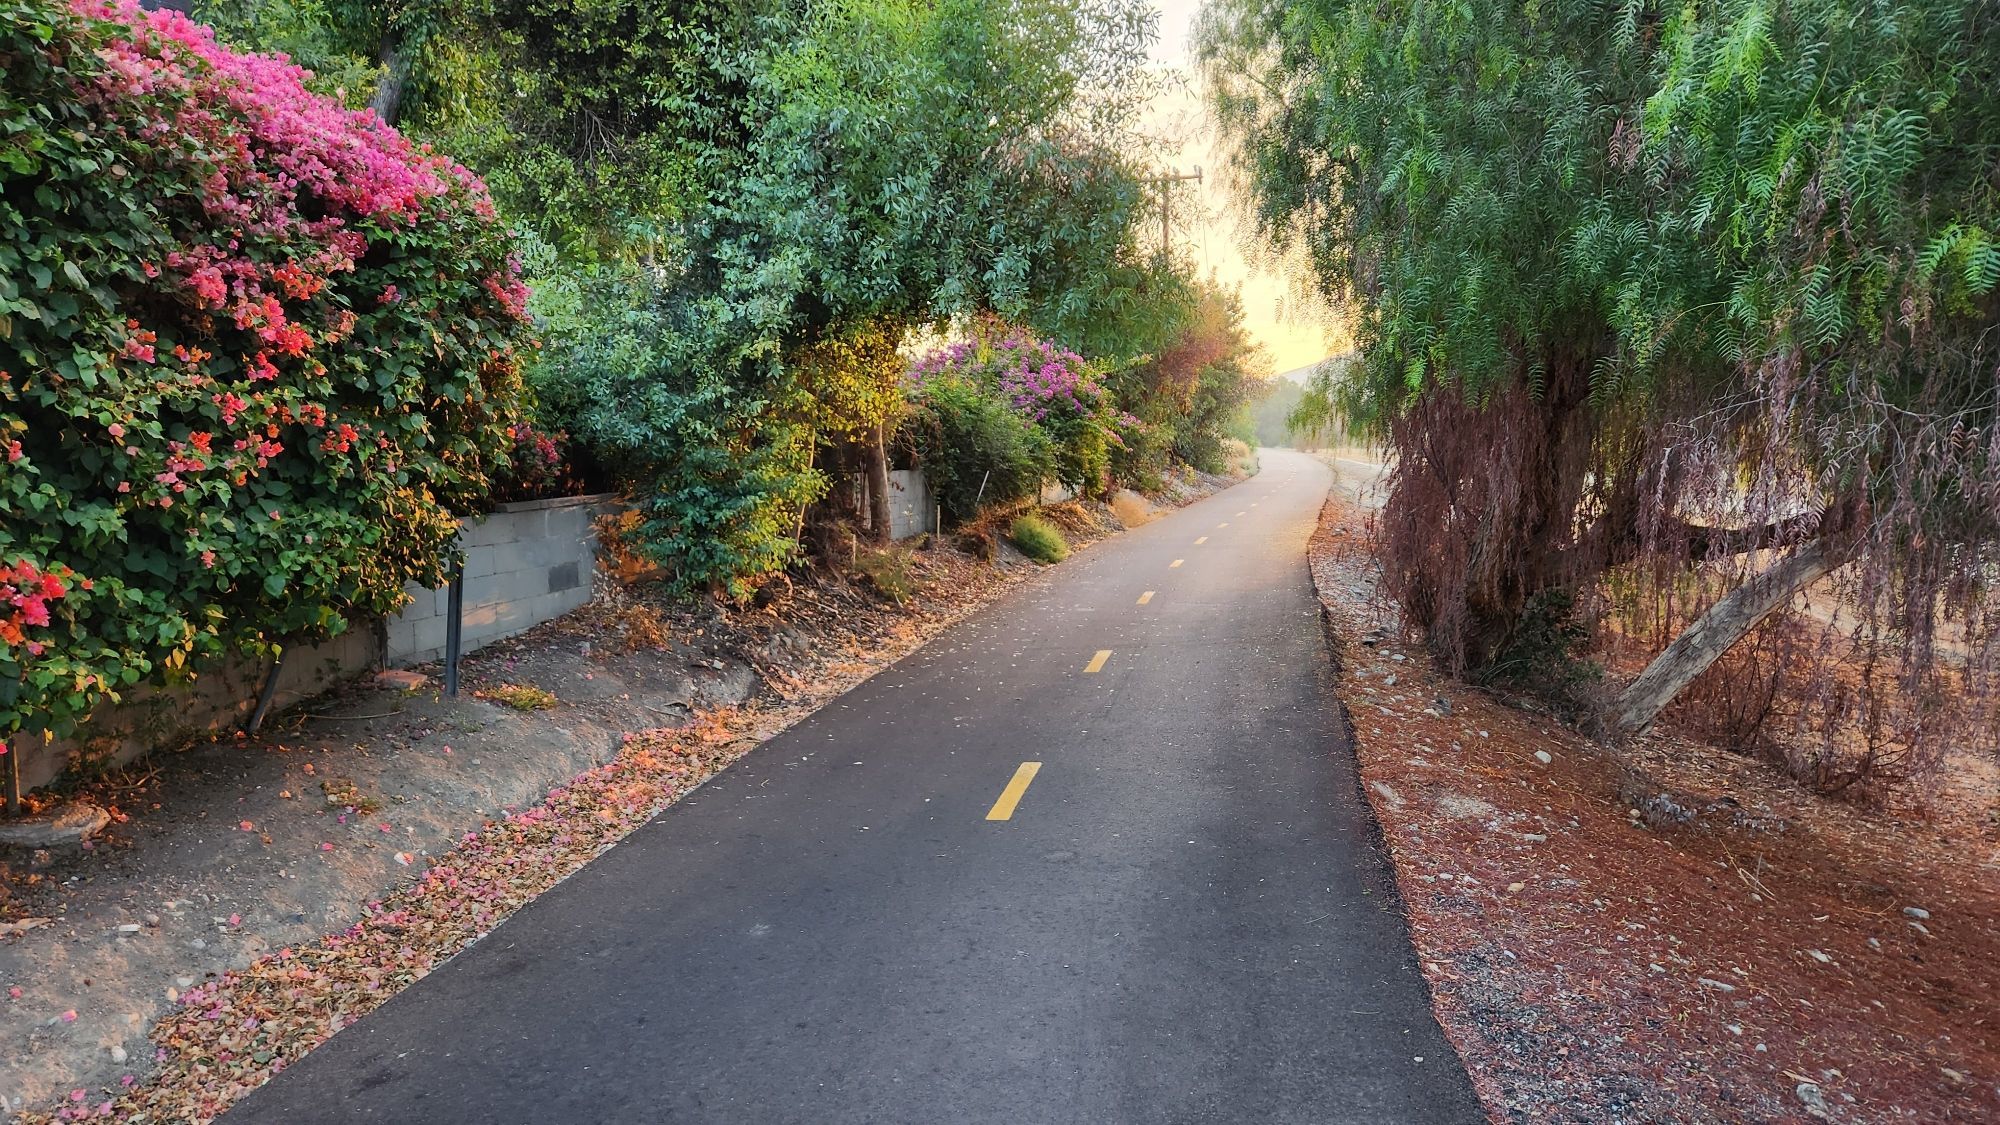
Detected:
[244,647,287,734]
[443,558,465,697]
[3,735,19,817]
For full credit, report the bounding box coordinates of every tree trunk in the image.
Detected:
[369,38,414,126]
[1612,540,1842,735]
[863,424,892,544]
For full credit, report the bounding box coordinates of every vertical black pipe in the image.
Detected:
[443,558,465,697]
[245,647,287,733]
[3,736,19,817]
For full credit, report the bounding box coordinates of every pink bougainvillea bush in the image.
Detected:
[0,0,529,741]
[909,320,1122,497]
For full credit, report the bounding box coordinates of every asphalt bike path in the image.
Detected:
[228,449,1480,1124]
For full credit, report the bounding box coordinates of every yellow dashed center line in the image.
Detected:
[984,762,1042,821]
[1083,649,1112,674]
[1137,590,1155,605]
[1170,559,1184,568]
[1195,536,1208,545]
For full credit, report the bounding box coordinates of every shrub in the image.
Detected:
[1472,588,1602,719]
[900,373,1054,522]
[853,546,916,605]
[527,268,821,599]
[0,0,529,740]
[910,324,1118,499]
[491,422,585,504]
[1009,514,1069,564]
[1108,408,1169,492]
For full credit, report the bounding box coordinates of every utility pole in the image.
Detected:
[1145,167,1203,260]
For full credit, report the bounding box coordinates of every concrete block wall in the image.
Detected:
[886,469,935,541]
[385,493,615,667]
[16,628,380,794]
[21,494,617,794]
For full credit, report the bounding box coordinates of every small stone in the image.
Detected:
[115,924,141,935]
[1521,833,1547,843]
[143,914,160,927]
[1506,882,1525,893]
[188,938,206,951]
[373,669,427,692]
[1867,937,1881,950]
[1534,750,1552,764]
[1902,906,1931,920]
[109,1045,127,1064]
[1909,920,1932,935]
[1697,977,1737,992]
[1796,1082,1831,1120]
[1805,949,1832,963]
[174,976,194,988]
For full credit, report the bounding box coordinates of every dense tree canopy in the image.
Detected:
[1201,0,2000,779]
[183,0,1254,598]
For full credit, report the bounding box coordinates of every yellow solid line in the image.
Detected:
[1170,559,1184,568]
[1195,536,1209,545]
[1137,590,1155,605]
[1083,649,1112,673]
[985,761,1042,821]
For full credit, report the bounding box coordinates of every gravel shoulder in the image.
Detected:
[1308,482,2000,1124]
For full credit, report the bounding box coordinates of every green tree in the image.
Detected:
[1201,0,2000,763]
[550,0,1165,591]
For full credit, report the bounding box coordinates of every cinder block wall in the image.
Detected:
[887,469,934,541]
[20,494,616,794]
[13,629,379,793]
[385,494,612,667]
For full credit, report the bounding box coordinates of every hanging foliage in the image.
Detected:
[1201,0,2000,782]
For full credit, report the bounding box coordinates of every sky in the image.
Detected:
[1144,0,1348,380]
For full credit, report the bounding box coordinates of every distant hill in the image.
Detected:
[1272,362,1325,386]
[1247,378,1306,448]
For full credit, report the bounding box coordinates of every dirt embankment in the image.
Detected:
[1309,489,2000,1124]
[0,469,1242,1123]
